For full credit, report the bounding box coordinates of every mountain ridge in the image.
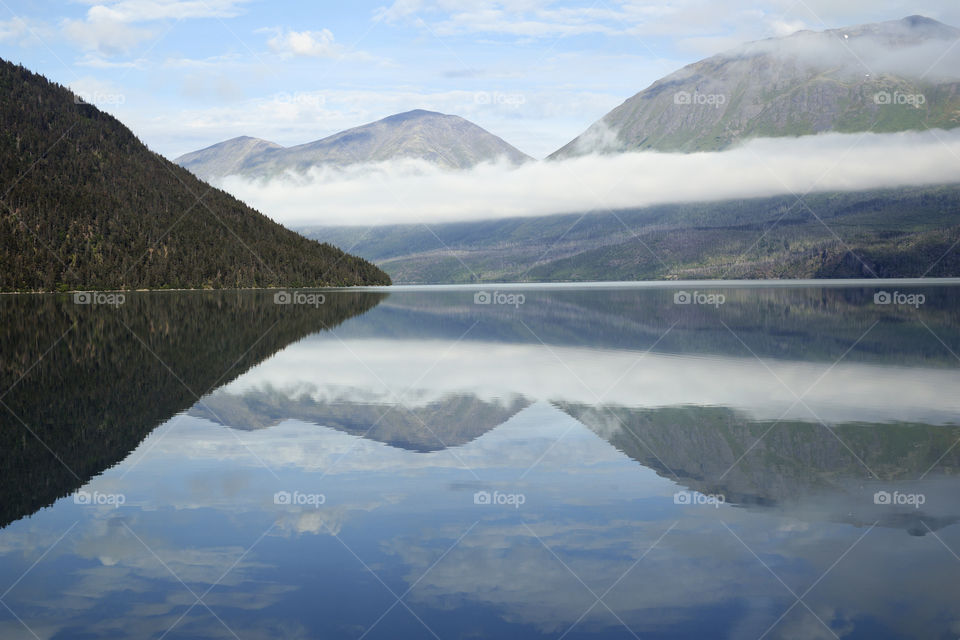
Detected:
[175,135,284,180]
[176,109,532,181]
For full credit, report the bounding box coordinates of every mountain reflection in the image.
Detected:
[190,387,531,451]
[186,380,960,536]
[0,290,386,528]
[561,403,960,535]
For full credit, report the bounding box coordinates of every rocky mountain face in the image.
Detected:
[176,109,532,181]
[551,15,960,157]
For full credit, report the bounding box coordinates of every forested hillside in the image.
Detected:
[0,59,390,290]
[302,185,960,283]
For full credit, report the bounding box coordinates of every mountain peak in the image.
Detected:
[894,14,960,38]
[382,109,446,122]
[174,135,284,179]
[825,14,960,42]
[197,135,281,151]
[901,14,946,27]
[231,135,273,143]
[177,110,531,180]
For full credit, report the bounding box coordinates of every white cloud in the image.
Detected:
[736,27,960,80]
[0,16,29,42]
[374,0,633,37]
[0,16,55,46]
[262,27,384,63]
[61,0,248,55]
[266,27,339,58]
[217,129,960,226]
[78,0,248,23]
[61,15,154,55]
[770,18,811,36]
[76,54,148,68]
[161,52,244,68]
[367,0,668,37]
[373,0,424,23]
[371,0,960,58]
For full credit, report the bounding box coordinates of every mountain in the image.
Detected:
[298,183,960,283]
[175,109,532,181]
[0,58,390,291]
[551,15,960,157]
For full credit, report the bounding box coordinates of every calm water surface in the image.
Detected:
[1,283,959,639]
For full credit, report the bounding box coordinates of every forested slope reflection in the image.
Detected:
[0,291,385,528]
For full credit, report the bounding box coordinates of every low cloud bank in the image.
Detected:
[219,129,960,227]
[739,32,960,81]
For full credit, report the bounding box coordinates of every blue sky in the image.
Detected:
[2,0,960,159]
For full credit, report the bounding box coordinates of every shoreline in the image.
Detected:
[4,277,960,295]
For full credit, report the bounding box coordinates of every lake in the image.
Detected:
[1,282,959,639]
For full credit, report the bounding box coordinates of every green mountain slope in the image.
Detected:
[0,59,390,291]
[552,16,960,157]
[299,184,960,283]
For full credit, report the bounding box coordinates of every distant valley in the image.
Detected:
[299,184,960,283]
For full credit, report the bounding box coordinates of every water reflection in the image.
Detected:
[0,290,385,528]
[0,285,958,639]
